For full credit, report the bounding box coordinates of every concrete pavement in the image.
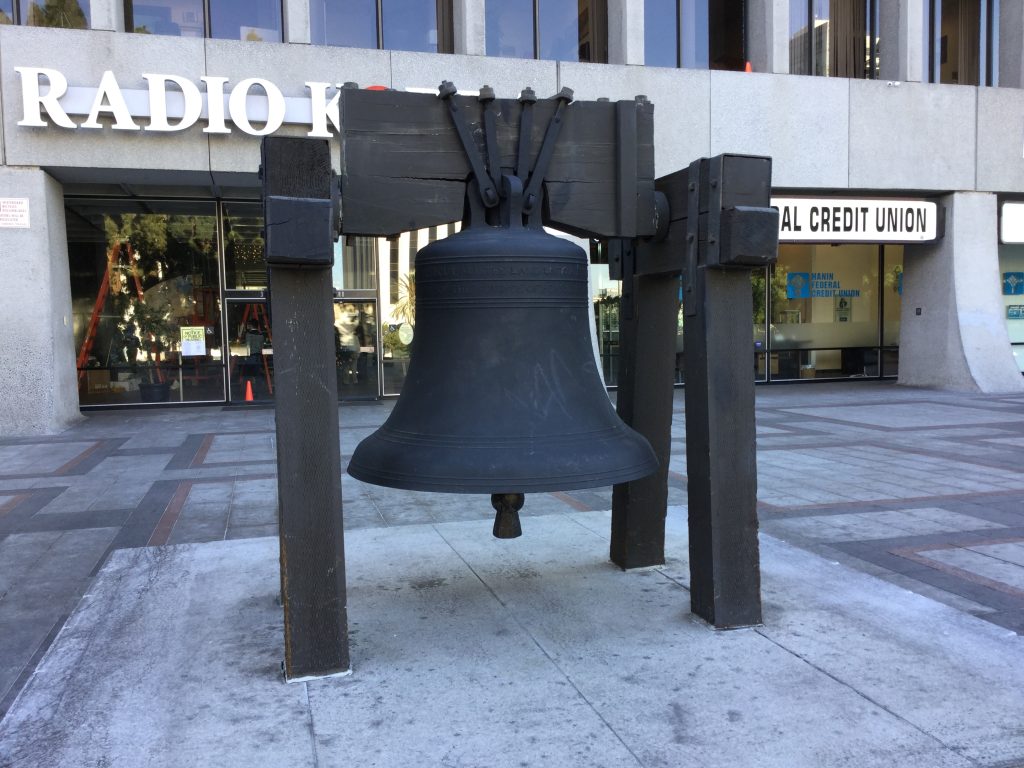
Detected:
[1,381,1023,766]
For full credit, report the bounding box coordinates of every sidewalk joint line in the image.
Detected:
[430,523,648,768]
[752,628,981,766]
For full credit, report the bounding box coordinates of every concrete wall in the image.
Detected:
[0,167,80,434]
[2,27,1020,194]
[900,193,1024,393]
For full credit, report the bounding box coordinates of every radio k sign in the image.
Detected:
[15,66,344,138]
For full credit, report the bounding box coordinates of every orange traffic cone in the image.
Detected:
[744,61,753,73]
[244,380,254,401]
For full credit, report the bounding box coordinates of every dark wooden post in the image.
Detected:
[611,241,678,569]
[261,136,350,679]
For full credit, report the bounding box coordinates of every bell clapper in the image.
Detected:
[491,493,525,539]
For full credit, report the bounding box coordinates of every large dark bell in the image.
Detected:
[347,223,658,494]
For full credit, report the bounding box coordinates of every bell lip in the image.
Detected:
[346,454,659,495]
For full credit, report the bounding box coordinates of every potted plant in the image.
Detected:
[131,300,176,402]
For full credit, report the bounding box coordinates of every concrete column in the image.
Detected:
[999,0,1024,87]
[90,0,125,31]
[880,0,925,82]
[607,0,644,65]
[283,0,311,44]
[0,168,81,435]
[454,0,486,55]
[746,0,789,74]
[899,192,1024,393]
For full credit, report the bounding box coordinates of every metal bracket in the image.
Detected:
[438,81,499,209]
[684,159,701,317]
[478,85,503,196]
[523,87,574,215]
[516,87,537,180]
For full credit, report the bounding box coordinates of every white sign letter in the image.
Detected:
[305,82,341,138]
[80,71,140,130]
[201,76,231,134]
[228,78,285,136]
[143,73,203,132]
[15,67,76,128]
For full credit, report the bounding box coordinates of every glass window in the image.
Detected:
[334,300,379,399]
[66,199,224,405]
[311,0,453,52]
[999,244,1024,373]
[226,300,274,401]
[770,243,881,380]
[126,1,282,40]
[644,0,743,70]
[311,0,376,47]
[644,0,677,67]
[223,203,266,290]
[333,236,378,292]
[930,0,998,85]
[488,0,607,62]
[209,0,281,41]
[790,0,878,78]
[128,0,203,36]
[487,0,535,58]
[13,0,89,27]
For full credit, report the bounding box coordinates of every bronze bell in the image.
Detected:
[347,180,658,536]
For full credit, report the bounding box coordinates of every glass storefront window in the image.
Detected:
[928,0,998,85]
[226,300,274,401]
[487,0,608,62]
[770,243,881,380]
[4,0,90,27]
[790,0,878,78]
[334,300,379,399]
[66,199,224,405]
[999,244,1024,373]
[125,1,281,40]
[311,0,453,52]
[223,202,266,290]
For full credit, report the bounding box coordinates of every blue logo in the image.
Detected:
[786,272,810,299]
[1004,273,1024,296]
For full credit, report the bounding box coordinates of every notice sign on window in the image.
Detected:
[773,198,938,243]
[0,198,30,228]
[180,326,206,357]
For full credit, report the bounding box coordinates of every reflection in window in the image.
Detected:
[311,0,453,53]
[999,244,1024,373]
[644,0,744,70]
[223,203,266,290]
[790,0,879,78]
[770,243,882,380]
[125,1,282,40]
[487,0,608,63]
[7,0,90,27]
[65,199,224,405]
[928,0,998,85]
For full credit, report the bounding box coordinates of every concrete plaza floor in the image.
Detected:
[1,381,1023,766]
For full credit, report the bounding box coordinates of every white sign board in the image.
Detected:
[772,197,938,243]
[180,326,206,357]
[0,198,30,228]
[1000,202,1024,244]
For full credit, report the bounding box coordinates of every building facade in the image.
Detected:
[2,0,1024,435]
